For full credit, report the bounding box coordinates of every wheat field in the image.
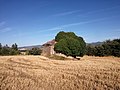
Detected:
[0,56,120,90]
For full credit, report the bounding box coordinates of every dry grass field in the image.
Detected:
[0,56,120,90]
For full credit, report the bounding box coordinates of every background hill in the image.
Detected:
[87,42,103,46]
[18,42,103,50]
[18,45,42,50]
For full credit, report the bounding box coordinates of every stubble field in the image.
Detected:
[0,56,120,90]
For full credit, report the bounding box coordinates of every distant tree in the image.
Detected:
[54,31,86,58]
[86,39,120,57]
[0,43,2,49]
[12,43,18,50]
[110,39,120,57]
[102,42,112,56]
[0,43,2,55]
[94,46,105,56]
[0,43,20,56]
[1,45,10,55]
[5,44,9,48]
[9,49,20,55]
[9,49,17,55]
[27,48,42,55]
[10,43,19,55]
[86,45,96,56]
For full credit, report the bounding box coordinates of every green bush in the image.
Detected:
[26,48,42,55]
[0,43,20,56]
[86,39,120,57]
[9,49,20,55]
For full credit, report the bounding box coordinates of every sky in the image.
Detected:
[0,0,120,47]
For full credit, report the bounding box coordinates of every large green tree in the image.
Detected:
[54,31,86,58]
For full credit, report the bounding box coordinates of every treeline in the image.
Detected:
[86,39,120,57]
[0,43,42,56]
[0,43,20,55]
[26,48,42,55]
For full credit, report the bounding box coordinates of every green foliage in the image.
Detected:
[54,31,86,58]
[0,43,20,56]
[26,48,42,55]
[0,43,2,49]
[55,31,77,42]
[9,49,20,55]
[12,43,18,50]
[1,45,10,55]
[86,39,120,57]
[86,45,96,56]
[0,43,2,55]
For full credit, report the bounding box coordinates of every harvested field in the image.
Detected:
[0,56,120,90]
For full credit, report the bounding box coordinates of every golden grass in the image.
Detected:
[0,56,120,90]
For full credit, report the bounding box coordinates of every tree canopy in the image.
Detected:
[26,48,42,55]
[54,31,86,58]
[86,39,120,57]
[0,43,20,55]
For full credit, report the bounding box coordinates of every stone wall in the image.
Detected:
[41,45,55,56]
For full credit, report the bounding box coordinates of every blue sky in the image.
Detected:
[0,0,120,46]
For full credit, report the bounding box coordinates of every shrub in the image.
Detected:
[86,39,120,57]
[0,43,20,56]
[26,48,42,55]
